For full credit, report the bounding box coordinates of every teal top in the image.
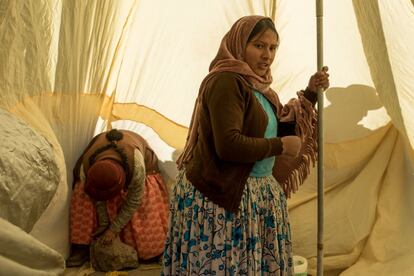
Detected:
[250,91,278,177]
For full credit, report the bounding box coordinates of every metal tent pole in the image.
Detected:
[316,1,325,276]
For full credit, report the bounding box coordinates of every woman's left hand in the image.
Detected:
[100,229,117,245]
[307,66,330,92]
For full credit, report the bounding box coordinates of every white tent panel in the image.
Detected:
[0,0,413,275]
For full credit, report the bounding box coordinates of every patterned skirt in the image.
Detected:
[70,173,169,260]
[162,170,293,275]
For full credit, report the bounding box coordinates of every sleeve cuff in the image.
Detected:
[109,223,121,234]
[303,87,318,105]
[271,137,283,156]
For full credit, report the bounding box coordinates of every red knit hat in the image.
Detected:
[84,159,126,201]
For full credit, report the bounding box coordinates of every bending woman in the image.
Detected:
[67,129,169,267]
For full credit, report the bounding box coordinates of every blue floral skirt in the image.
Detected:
[161,170,293,275]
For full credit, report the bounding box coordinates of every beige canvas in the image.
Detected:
[0,0,413,275]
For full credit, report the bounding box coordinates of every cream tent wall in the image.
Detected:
[0,0,413,275]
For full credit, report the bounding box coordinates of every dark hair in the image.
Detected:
[247,18,279,44]
[88,129,131,187]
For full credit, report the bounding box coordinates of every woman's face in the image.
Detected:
[244,28,278,77]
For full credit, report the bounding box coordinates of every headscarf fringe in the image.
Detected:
[274,92,318,197]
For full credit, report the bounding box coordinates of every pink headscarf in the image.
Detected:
[208,15,275,93]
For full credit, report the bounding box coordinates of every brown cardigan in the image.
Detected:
[73,130,159,188]
[184,72,317,213]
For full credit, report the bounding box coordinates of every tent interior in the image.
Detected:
[1,0,413,275]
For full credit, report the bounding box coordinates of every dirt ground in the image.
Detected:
[64,262,161,276]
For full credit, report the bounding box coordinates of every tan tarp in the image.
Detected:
[0,0,413,275]
[0,218,64,275]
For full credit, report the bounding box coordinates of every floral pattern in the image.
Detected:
[162,171,293,275]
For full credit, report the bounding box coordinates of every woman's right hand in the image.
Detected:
[280,136,302,158]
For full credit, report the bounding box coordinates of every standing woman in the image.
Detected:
[162,15,329,275]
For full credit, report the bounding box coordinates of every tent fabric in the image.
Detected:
[0,108,60,232]
[0,218,65,276]
[0,0,413,275]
